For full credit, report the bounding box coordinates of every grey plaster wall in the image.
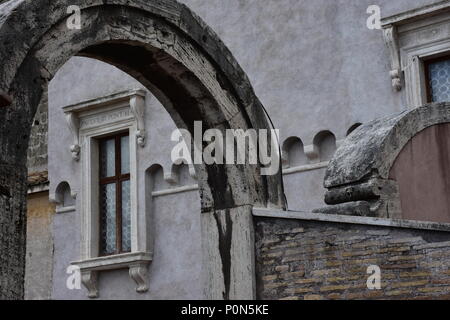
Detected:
[48,57,204,299]
[175,0,442,209]
[179,0,440,143]
[40,0,446,299]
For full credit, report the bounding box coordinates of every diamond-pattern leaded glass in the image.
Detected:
[121,135,130,174]
[121,180,131,252]
[100,138,115,177]
[428,59,450,103]
[100,183,116,255]
[98,132,131,256]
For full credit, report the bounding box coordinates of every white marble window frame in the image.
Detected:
[382,3,450,107]
[62,90,152,298]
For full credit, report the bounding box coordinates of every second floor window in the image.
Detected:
[99,132,131,256]
[425,56,450,103]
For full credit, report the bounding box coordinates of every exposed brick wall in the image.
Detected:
[255,217,450,300]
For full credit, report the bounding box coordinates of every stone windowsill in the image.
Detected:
[72,251,152,272]
[72,251,152,298]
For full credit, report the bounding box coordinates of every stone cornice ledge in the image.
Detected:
[62,89,146,114]
[72,251,152,298]
[62,89,147,161]
[381,0,450,26]
[253,208,450,233]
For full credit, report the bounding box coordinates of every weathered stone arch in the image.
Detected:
[0,0,286,299]
[325,103,450,187]
[320,103,450,219]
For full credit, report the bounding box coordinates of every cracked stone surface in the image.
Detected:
[0,0,285,299]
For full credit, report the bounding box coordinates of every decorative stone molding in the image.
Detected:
[129,94,146,147]
[62,89,147,161]
[81,270,98,298]
[55,206,76,214]
[129,263,149,293]
[73,251,152,298]
[382,25,402,91]
[65,112,81,161]
[381,2,450,105]
[317,102,450,218]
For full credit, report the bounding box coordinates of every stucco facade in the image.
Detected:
[1,0,447,299]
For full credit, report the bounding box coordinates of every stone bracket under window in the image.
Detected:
[382,25,402,91]
[72,251,152,298]
[63,89,147,161]
[381,2,450,104]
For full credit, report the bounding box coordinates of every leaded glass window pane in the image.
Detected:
[100,138,115,177]
[121,180,131,252]
[121,135,130,174]
[98,132,131,256]
[100,183,116,255]
[428,59,450,103]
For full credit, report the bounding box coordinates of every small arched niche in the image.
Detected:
[54,181,75,212]
[146,164,168,193]
[313,131,337,162]
[282,137,307,168]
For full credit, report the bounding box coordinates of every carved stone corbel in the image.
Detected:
[81,270,98,298]
[73,251,152,298]
[382,25,402,91]
[129,263,149,293]
[65,112,81,161]
[130,94,146,147]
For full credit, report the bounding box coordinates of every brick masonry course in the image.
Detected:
[255,217,450,300]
